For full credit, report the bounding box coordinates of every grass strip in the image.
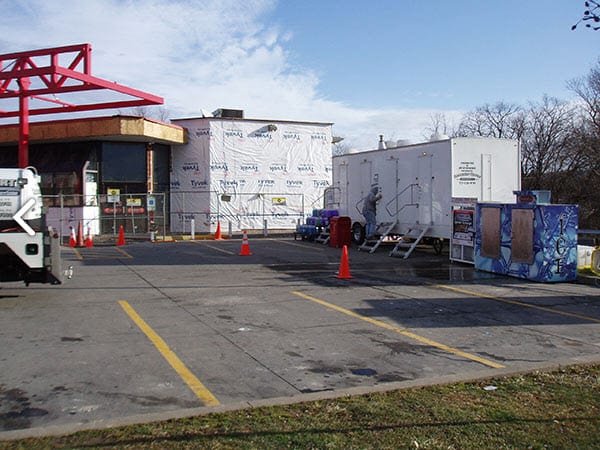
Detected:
[2,363,600,449]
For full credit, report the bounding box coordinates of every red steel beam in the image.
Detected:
[0,43,163,167]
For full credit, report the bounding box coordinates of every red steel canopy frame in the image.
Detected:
[0,43,164,167]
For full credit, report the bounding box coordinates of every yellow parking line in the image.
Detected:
[67,247,132,260]
[115,247,133,259]
[433,284,600,324]
[118,300,220,406]
[70,247,83,260]
[291,291,504,369]
[195,241,237,255]
[275,239,326,250]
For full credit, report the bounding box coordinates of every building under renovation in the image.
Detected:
[0,115,186,237]
[170,109,332,233]
[0,44,333,238]
[0,110,333,237]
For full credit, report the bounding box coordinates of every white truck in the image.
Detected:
[0,167,64,285]
[326,136,521,257]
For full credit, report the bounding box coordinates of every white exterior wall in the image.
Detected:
[170,118,332,233]
[450,138,520,203]
[331,137,521,239]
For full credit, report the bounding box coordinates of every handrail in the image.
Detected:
[384,183,420,217]
[355,195,368,216]
[319,186,342,210]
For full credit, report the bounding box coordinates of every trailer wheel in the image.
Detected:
[352,223,365,244]
[432,238,444,255]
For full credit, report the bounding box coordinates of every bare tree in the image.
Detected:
[448,62,600,227]
[456,102,522,139]
[121,106,172,122]
[561,61,600,227]
[332,139,350,156]
[520,96,578,193]
[422,112,460,140]
[567,61,600,131]
[567,61,600,180]
[572,0,600,30]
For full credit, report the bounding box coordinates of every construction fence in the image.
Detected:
[44,190,326,242]
[169,190,312,235]
[43,193,168,242]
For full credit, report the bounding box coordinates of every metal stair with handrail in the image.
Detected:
[357,183,424,254]
[389,225,430,259]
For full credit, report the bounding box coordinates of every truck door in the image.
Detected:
[417,153,433,225]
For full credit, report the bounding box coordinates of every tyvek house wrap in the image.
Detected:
[170,118,332,233]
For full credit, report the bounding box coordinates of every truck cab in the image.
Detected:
[0,167,63,285]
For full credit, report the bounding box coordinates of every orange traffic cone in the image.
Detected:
[76,220,84,247]
[117,225,126,246]
[85,226,94,248]
[239,230,252,256]
[336,245,353,279]
[68,226,77,247]
[214,221,224,240]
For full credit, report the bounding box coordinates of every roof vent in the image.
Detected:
[429,133,449,142]
[212,108,244,119]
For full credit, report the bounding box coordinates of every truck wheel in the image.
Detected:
[352,223,365,244]
[432,238,444,255]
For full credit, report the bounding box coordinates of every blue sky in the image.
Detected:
[270,0,594,109]
[0,0,597,149]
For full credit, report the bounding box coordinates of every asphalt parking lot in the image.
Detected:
[1,235,600,439]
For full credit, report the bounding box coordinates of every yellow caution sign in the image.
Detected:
[126,198,142,207]
[272,197,286,206]
[107,188,120,203]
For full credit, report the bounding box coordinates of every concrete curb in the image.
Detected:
[2,354,600,442]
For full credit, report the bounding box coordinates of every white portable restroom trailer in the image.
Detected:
[328,137,521,256]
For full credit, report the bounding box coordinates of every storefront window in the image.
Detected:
[153,144,170,192]
[41,172,82,206]
[32,142,94,206]
[102,142,146,182]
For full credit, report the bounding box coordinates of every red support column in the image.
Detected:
[18,77,31,168]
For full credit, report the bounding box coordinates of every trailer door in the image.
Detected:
[417,154,433,225]
[339,164,348,215]
[382,158,399,221]
[481,154,492,201]
[360,160,372,196]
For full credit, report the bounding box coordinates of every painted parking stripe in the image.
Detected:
[70,248,83,260]
[434,284,600,324]
[194,241,237,255]
[118,300,220,406]
[67,247,133,260]
[274,239,326,250]
[291,290,505,369]
[114,247,134,258]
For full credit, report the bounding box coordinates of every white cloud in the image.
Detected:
[0,0,462,149]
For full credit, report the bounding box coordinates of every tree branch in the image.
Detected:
[572,0,600,30]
